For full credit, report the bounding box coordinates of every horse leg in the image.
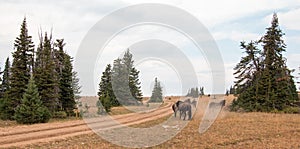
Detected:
[179,110,182,119]
[188,107,192,120]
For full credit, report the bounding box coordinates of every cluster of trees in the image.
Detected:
[0,18,81,123]
[97,50,143,113]
[148,77,163,103]
[225,86,236,96]
[231,14,298,112]
[186,87,204,98]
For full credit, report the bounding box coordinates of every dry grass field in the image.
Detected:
[15,95,300,149]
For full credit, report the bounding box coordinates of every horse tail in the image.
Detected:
[172,104,177,117]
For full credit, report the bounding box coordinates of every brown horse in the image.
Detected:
[172,100,183,117]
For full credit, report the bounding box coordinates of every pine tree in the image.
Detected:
[54,39,75,115]
[112,58,135,105]
[0,67,2,98]
[260,13,298,110]
[149,77,163,103]
[122,50,143,103]
[186,87,200,98]
[129,67,143,102]
[195,87,199,98]
[298,66,300,90]
[225,90,229,96]
[0,58,11,118]
[2,58,10,93]
[98,64,119,112]
[34,33,59,113]
[102,50,143,106]
[200,87,204,96]
[232,13,298,112]
[14,77,51,124]
[72,71,81,100]
[7,17,34,119]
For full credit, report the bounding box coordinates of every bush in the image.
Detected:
[283,107,300,114]
[52,111,68,119]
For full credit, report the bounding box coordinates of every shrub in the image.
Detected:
[283,107,300,114]
[52,111,68,119]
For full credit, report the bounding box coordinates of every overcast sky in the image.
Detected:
[0,0,300,96]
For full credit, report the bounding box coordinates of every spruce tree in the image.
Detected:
[34,33,59,113]
[232,13,298,112]
[7,17,34,119]
[14,77,51,124]
[298,66,300,90]
[195,87,199,97]
[260,13,298,110]
[54,39,75,115]
[112,58,133,105]
[187,87,201,98]
[122,50,143,103]
[98,64,121,113]
[2,58,10,93]
[0,67,2,98]
[0,58,11,119]
[99,64,119,108]
[104,50,143,106]
[149,77,163,103]
[72,71,81,100]
[129,67,143,102]
[200,87,204,96]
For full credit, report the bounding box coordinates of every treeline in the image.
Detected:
[186,87,204,98]
[97,50,143,113]
[231,13,299,113]
[0,18,81,123]
[225,86,236,96]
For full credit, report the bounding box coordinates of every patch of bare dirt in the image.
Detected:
[0,97,176,148]
[3,95,300,148]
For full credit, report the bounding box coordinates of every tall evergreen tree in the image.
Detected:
[149,77,163,103]
[34,33,59,113]
[112,58,131,105]
[2,58,11,93]
[122,50,143,102]
[232,13,298,112]
[101,50,143,106]
[260,13,298,110]
[7,17,34,119]
[14,77,51,124]
[298,66,300,90]
[98,64,119,112]
[200,87,204,96]
[0,67,3,98]
[72,71,81,100]
[129,67,143,101]
[54,39,75,115]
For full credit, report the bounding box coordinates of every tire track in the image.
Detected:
[0,102,173,148]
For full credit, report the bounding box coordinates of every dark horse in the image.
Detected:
[172,100,192,120]
[172,100,182,118]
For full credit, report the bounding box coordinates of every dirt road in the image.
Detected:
[0,99,175,148]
